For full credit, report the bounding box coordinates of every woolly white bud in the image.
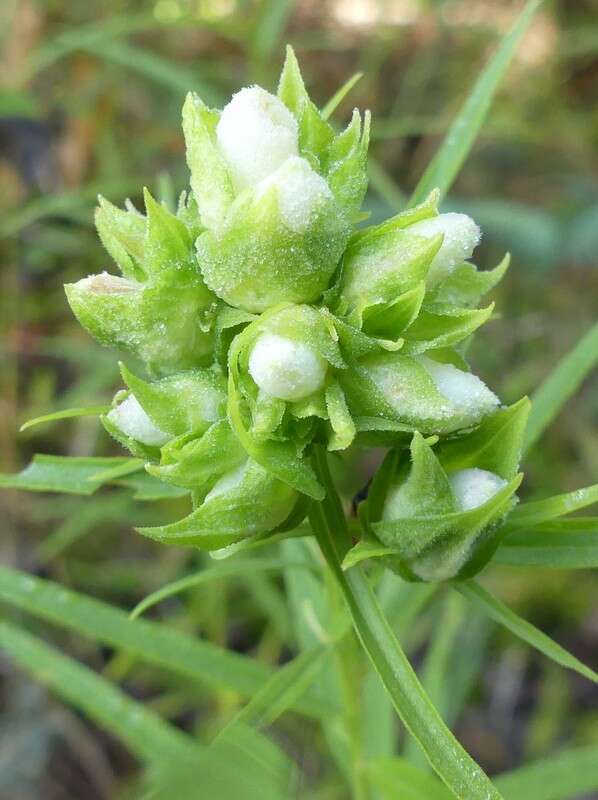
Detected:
[408,213,481,286]
[248,333,327,402]
[216,86,299,189]
[419,357,499,427]
[107,394,170,446]
[257,155,333,233]
[449,468,507,511]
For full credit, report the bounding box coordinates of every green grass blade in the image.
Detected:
[408,0,542,207]
[251,0,296,63]
[524,321,598,453]
[403,593,466,768]
[0,565,335,720]
[82,39,219,103]
[503,484,598,531]
[494,744,598,800]
[310,446,502,800]
[495,523,598,569]
[20,406,108,432]
[368,157,407,211]
[0,180,140,238]
[131,557,313,619]
[365,757,453,800]
[321,72,364,120]
[0,620,194,762]
[217,646,330,735]
[459,581,598,683]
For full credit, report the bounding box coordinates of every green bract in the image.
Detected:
[60,46,529,572]
[65,190,216,376]
[349,398,530,582]
[183,47,369,312]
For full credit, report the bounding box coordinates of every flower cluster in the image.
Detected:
[66,48,529,579]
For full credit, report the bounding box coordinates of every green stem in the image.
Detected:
[308,444,502,800]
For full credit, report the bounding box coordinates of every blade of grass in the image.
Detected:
[368,157,407,211]
[310,446,502,800]
[322,73,364,120]
[365,757,453,800]
[82,39,220,103]
[251,0,297,64]
[0,565,336,720]
[523,321,598,454]
[215,645,330,736]
[502,484,598,532]
[0,620,194,761]
[20,406,108,432]
[495,530,598,569]
[495,744,598,800]
[458,581,598,683]
[131,557,313,619]
[408,0,542,207]
[403,593,466,769]
[0,180,140,239]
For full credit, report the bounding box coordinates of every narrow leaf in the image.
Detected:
[409,0,542,206]
[524,321,598,453]
[0,620,194,762]
[495,744,598,800]
[131,557,313,619]
[0,565,336,720]
[321,72,364,120]
[495,522,598,569]
[503,484,598,531]
[20,406,108,432]
[459,581,598,683]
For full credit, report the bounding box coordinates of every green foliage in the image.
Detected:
[3,4,597,798]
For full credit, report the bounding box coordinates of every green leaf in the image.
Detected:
[321,72,364,120]
[19,406,109,432]
[83,38,219,104]
[218,646,330,733]
[0,454,188,501]
[458,581,598,683]
[429,254,510,308]
[365,757,453,800]
[524,321,598,453]
[408,0,542,206]
[494,744,598,800]
[0,455,133,495]
[403,593,467,769]
[0,620,194,762]
[502,483,598,531]
[401,303,494,354]
[309,446,502,800]
[495,519,598,569]
[0,565,335,720]
[130,556,314,619]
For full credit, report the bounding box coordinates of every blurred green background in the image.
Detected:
[0,1,596,798]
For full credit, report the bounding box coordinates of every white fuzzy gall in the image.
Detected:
[449,468,508,511]
[248,333,327,402]
[419,357,499,426]
[216,86,299,190]
[107,394,170,446]
[257,155,333,233]
[408,212,481,286]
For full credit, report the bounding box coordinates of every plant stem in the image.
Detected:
[308,444,503,800]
